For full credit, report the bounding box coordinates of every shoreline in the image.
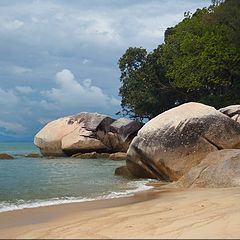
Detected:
[0,185,239,239]
[0,178,156,213]
[0,186,160,238]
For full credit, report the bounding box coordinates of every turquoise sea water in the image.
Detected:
[0,142,152,212]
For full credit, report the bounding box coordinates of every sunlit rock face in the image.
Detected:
[127,102,240,181]
[34,112,142,157]
[178,149,240,188]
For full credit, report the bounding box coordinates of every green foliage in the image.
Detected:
[162,1,240,103]
[118,46,186,120]
[118,47,148,120]
[118,0,240,120]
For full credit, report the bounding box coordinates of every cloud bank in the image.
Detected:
[43,69,120,111]
[0,0,211,139]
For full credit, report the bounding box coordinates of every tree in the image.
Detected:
[118,47,148,120]
[118,46,186,120]
[118,0,240,119]
[161,0,240,108]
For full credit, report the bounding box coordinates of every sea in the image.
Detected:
[0,142,153,213]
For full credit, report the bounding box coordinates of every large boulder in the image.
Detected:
[178,149,240,188]
[34,112,142,157]
[127,102,240,181]
[219,105,240,123]
[34,117,82,156]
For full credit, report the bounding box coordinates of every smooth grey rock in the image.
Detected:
[127,102,240,181]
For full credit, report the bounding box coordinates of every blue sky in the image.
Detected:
[0,0,211,141]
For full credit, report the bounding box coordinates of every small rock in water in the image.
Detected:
[0,153,14,159]
[24,153,42,158]
[109,152,127,160]
[115,165,134,178]
[71,152,110,159]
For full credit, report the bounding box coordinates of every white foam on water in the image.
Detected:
[0,179,155,213]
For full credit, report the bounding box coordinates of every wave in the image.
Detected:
[0,179,154,213]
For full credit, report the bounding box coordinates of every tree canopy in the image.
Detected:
[118,0,240,120]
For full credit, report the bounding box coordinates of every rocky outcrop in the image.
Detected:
[115,166,134,178]
[127,102,240,181]
[219,105,240,123]
[34,112,142,157]
[34,117,78,156]
[0,153,14,159]
[178,149,240,188]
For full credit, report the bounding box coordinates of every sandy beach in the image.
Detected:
[0,185,239,239]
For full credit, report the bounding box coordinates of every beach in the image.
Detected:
[1,185,240,239]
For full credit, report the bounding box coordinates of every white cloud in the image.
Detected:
[75,15,120,44]
[0,120,25,133]
[56,68,74,84]
[31,17,48,24]
[0,19,24,31]
[83,78,92,88]
[43,69,120,109]
[15,86,34,94]
[82,59,89,64]
[12,66,32,75]
[110,97,121,106]
[0,88,19,108]
[39,100,60,111]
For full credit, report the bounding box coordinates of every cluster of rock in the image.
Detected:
[34,112,142,157]
[33,103,240,188]
[126,103,240,188]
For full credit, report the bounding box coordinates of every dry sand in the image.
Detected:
[0,186,240,239]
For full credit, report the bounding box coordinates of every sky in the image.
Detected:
[0,0,211,141]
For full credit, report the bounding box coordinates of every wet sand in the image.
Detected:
[0,186,240,239]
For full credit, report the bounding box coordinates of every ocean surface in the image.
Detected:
[0,142,153,213]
